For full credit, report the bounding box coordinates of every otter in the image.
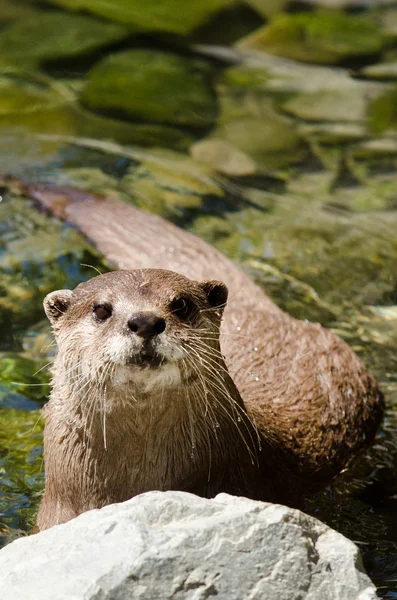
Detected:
[37,266,382,531]
[37,269,274,530]
[2,177,381,530]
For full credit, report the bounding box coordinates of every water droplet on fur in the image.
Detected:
[191,452,195,459]
[215,422,220,428]
[254,347,258,352]
[236,326,241,331]
[255,377,259,382]
[237,416,242,422]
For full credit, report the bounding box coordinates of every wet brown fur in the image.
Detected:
[26,185,383,531]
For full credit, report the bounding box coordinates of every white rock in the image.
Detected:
[0,492,378,600]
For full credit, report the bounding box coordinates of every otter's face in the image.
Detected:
[44,269,228,393]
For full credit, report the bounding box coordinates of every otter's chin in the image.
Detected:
[113,359,182,391]
[126,353,167,369]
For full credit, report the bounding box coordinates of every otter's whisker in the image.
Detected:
[10,381,51,387]
[184,343,260,464]
[32,360,54,377]
[192,338,278,394]
[80,263,103,276]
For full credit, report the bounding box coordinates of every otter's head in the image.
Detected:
[44,269,228,394]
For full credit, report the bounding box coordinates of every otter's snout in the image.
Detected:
[128,312,166,340]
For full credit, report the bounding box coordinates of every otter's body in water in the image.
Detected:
[19,181,382,530]
[38,266,382,531]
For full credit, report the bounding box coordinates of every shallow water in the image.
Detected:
[1,1,397,596]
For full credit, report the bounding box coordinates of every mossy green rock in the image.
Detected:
[0,12,130,68]
[81,50,217,129]
[368,88,397,135]
[0,76,193,153]
[237,11,387,64]
[45,0,235,34]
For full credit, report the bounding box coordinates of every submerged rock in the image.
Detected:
[190,138,256,176]
[0,78,68,118]
[213,68,306,170]
[362,61,397,80]
[0,492,377,600]
[0,12,130,68]
[120,148,225,218]
[81,50,217,129]
[46,0,235,35]
[245,0,289,18]
[207,50,388,164]
[0,76,193,151]
[237,11,387,64]
[281,80,385,123]
[298,122,368,144]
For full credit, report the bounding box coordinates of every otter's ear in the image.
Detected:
[199,280,228,311]
[44,290,74,326]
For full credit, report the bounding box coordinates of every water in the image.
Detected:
[0,0,397,595]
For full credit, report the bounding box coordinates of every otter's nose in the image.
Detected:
[127,312,166,339]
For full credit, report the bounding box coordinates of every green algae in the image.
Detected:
[0,408,44,544]
[0,354,49,403]
[0,77,70,116]
[0,192,108,337]
[368,88,397,134]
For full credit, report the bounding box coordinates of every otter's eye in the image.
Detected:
[93,304,112,321]
[169,297,194,320]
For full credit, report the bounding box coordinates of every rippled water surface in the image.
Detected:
[1,1,397,596]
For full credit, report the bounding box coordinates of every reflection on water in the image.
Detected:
[1,0,397,595]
